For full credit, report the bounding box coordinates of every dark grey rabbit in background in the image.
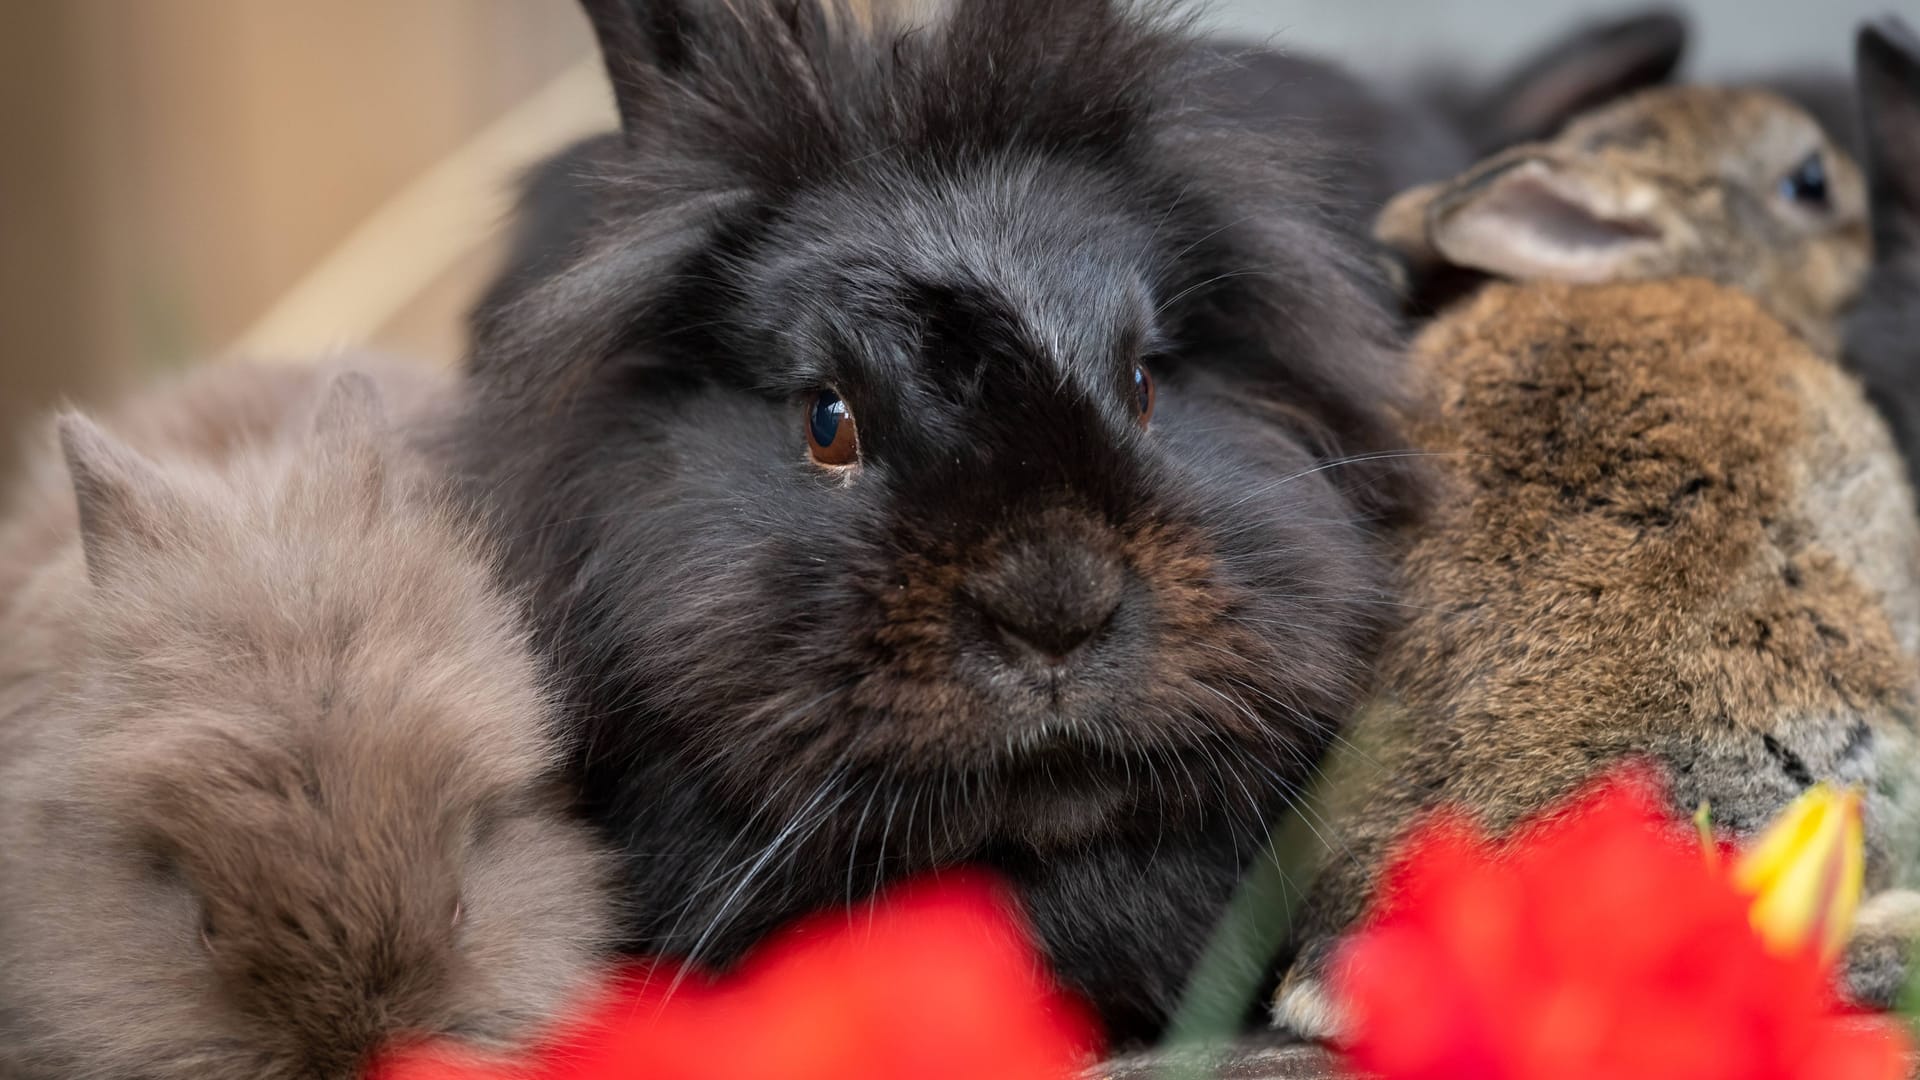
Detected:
[440,0,1427,1043]
[1845,16,1920,485]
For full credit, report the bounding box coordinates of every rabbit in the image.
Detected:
[436,0,1435,1044]
[1374,84,1872,352]
[1413,7,1689,156]
[1185,9,1683,243]
[1269,275,1920,1039]
[0,367,613,1080]
[1271,51,1920,1040]
[477,9,1691,321]
[1842,16,1920,493]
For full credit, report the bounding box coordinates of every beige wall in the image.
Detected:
[0,0,596,464]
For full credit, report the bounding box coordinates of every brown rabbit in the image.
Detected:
[0,368,612,1080]
[1375,84,1871,352]
[1275,79,1913,1041]
[1271,277,1920,1039]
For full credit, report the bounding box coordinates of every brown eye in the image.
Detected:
[1132,365,1155,427]
[806,389,859,467]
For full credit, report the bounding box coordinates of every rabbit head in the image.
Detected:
[1844,16,1920,479]
[448,0,1422,1036]
[0,375,610,1080]
[1377,85,1870,349]
[1273,278,1920,1038]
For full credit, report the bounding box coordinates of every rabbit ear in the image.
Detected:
[1374,180,1448,271]
[309,372,391,506]
[1858,15,1920,261]
[578,0,707,137]
[310,371,388,444]
[1422,155,1666,284]
[1467,9,1687,152]
[57,414,181,585]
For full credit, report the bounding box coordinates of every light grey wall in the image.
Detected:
[1197,0,1896,79]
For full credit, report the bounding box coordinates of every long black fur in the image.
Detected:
[444,0,1424,1043]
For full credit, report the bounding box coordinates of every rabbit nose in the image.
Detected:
[969,537,1125,665]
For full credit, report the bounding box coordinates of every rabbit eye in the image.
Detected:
[1133,365,1155,428]
[1779,152,1829,208]
[806,389,858,467]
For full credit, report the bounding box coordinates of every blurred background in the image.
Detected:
[0,0,1889,469]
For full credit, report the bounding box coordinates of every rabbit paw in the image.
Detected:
[1842,888,1920,1008]
[1271,964,1350,1043]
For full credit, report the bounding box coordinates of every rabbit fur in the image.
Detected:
[439,0,1432,1042]
[1376,84,1872,351]
[1273,277,1920,1038]
[0,363,612,1080]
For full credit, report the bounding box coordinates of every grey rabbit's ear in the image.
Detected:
[309,372,392,504]
[310,371,388,444]
[1415,154,1667,284]
[577,0,710,138]
[1858,15,1920,260]
[1465,9,1688,152]
[57,414,181,585]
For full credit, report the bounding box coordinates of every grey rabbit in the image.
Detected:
[0,364,612,1080]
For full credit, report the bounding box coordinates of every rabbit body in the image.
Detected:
[1274,277,1920,1036]
[0,364,611,1080]
[444,0,1436,1042]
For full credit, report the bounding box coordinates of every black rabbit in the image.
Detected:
[482,8,1692,313]
[442,0,1428,1043]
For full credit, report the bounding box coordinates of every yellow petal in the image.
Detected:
[1732,783,1865,965]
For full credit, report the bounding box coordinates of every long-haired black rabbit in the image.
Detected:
[442,0,1423,1042]
[486,8,1692,307]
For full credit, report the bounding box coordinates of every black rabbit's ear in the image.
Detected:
[577,0,706,137]
[57,414,181,585]
[1466,9,1687,152]
[1858,15,1920,260]
[1416,154,1667,284]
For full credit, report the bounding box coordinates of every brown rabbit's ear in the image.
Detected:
[1374,180,1447,269]
[57,414,182,585]
[1858,15,1920,259]
[1464,8,1688,152]
[1421,155,1666,284]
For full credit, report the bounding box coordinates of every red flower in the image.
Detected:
[370,871,1100,1080]
[1334,771,1910,1080]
